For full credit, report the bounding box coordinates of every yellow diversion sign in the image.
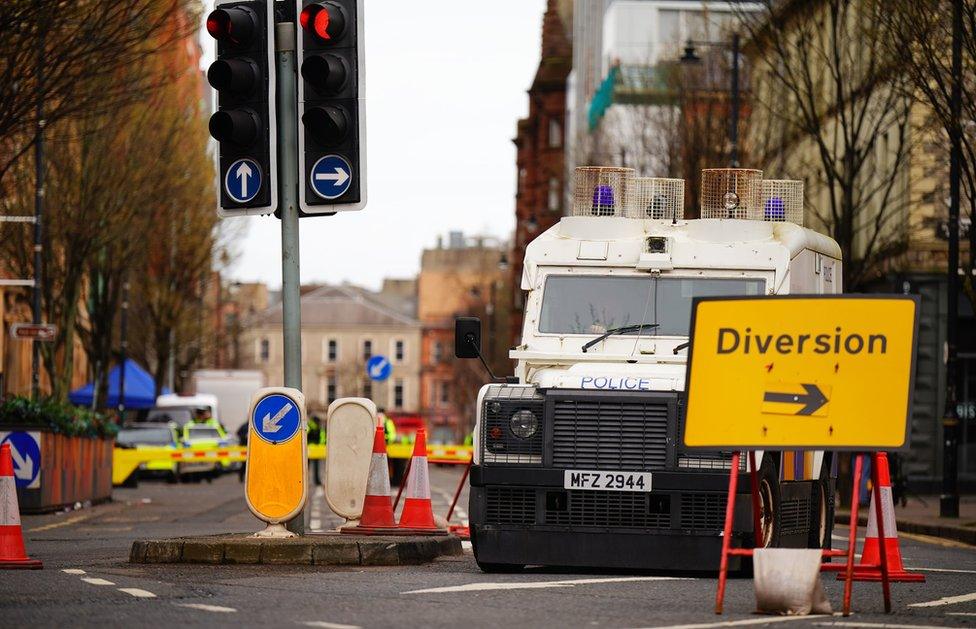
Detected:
[245,387,307,523]
[683,296,919,451]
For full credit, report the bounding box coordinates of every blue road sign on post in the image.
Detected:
[0,431,41,489]
[224,158,263,204]
[252,393,302,445]
[366,355,392,382]
[309,154,353,200]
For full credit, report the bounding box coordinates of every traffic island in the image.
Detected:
[128,532,462,566]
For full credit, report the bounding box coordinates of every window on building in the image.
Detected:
[327,377,337,403]
[439,381,450,406]
[259,338,270,363]
[548,177,561,212]
[394,339,405,362]
[432,341,443,363]
[548,118,562,148]
[326,338,338,362]
[362,339,373,361]
[393,379,404,409]
[362,379,372,399]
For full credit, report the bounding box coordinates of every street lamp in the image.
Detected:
[679,33,741,167]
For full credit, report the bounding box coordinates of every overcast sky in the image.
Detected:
[201,1,548,290]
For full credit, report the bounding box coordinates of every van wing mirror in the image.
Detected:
[454,317,482,359]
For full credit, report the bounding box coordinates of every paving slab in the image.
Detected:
[129,532,462,566]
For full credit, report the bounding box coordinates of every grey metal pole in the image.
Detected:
[276,19,305,535]
[729,33,740,168]
[940,0,962,519]
[31,20,45,400]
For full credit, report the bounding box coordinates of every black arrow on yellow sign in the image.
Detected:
[763,383,829,416]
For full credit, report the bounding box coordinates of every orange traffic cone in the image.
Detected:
[0,444,42,569]
[398,428,447,535]
[848,452,924,582]
[341,426,399,535]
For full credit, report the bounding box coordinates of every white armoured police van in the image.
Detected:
[455,167,842,572]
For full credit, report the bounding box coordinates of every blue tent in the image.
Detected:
[69,359,170,409]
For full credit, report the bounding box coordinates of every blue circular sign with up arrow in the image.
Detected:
[252,394,302,445]
[310,154,353,200]
[225,158,262,203]
[1,432,40,489]
[365,355,392,382]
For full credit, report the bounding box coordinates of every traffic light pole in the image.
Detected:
[275,19,306,535]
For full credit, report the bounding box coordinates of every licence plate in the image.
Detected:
[563,470,652,492]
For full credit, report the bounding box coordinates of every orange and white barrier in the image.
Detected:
[0,444,42,569]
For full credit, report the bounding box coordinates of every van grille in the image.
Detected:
[546,491,671,529]
[485,487,536,525]
[680,493,727,530]
[552,397,670,470]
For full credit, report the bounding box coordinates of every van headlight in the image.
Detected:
[510,409,538,439]
[480,385,544,464]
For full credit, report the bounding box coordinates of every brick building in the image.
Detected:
[418,233,508,442]
[509,0,573,345]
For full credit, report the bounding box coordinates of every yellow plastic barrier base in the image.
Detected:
[112,443,472,486]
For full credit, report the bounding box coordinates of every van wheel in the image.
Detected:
[756,456,781,548]
[471,528,524,573]
[476,560,525,573]
[809,455,834,549]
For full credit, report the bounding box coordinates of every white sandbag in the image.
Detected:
[753,548,833,615]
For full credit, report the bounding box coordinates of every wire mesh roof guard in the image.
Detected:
[760,179,804,224]
[572,166,635,217]
[631,177,685,220]
[700,168,762,219]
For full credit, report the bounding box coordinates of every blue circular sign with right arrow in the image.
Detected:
[225,158,262,203]
[309,154,353,200]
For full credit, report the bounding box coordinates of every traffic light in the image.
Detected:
[297,0,366,214]
[207,0,277,216]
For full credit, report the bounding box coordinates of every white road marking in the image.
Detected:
[118,588,157,598]
[908,591,976,607]
[61,568,86,575]
[299,621,362,629]
[947,613,976,617]
[906,567,976,574]
[461,541,472,550]
[643,615,828,629]
[813,622,944,629]
[404,576,686,594]
[80,577,115,586]
[176,603,238,613]
[831,534,863,542]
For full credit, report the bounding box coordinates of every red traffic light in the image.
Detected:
[206,7,257,45]
[299,2,346,43]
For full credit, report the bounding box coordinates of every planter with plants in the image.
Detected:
[0,396,118,513]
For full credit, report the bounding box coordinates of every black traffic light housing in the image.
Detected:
[207,0,277,216]
[297,0,366,214]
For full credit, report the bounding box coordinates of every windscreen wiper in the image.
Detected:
[581,323,660,353]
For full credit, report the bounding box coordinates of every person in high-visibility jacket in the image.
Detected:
[377,408,396,445]
[308,413,326,485]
